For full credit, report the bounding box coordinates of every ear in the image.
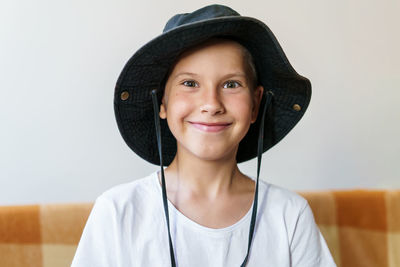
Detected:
[159,97,167,119]
[251,85,264,123]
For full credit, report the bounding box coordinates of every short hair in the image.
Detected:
[237,42,258,91]
[160,37,259,92]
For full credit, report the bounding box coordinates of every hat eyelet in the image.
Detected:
[121,91,130,101]
[292,104,301,112]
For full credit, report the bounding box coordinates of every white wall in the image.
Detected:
[1,0,399,205]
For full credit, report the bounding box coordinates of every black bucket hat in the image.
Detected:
[114,4,311,166]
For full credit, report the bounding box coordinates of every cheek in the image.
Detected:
[228,94,254,122]
[165,94,193,130]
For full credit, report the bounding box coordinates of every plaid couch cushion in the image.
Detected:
[298,190,400,267]
[0,204,93,267]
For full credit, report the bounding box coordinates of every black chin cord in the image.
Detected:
[151,90,176,267]
[240,90,272,266]
[151,90,273,267]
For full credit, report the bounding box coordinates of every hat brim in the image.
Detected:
[114,16,311,165]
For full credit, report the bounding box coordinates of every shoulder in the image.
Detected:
[259,179,308,208]
[72,172,159,266]
[258,179,309,217]
[95,171,159,211]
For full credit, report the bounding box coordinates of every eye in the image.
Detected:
[223,80,241,89]
[182,80,198,87]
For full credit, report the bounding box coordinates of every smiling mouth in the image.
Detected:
[189,121,232,132]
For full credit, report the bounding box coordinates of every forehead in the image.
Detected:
[179,38,245,58]
[168,38,247,74]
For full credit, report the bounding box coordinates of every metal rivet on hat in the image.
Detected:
[121,91,129,101]
[293,104,301,112]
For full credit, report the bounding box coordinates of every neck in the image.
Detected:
[164,146,242,200]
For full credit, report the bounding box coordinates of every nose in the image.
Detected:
[199,87,225,115]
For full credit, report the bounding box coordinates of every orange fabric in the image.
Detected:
[334,191,387,231]
[0,244,43,267]
[387,191,400,231]
[0,205,41,243]
[0,190,399,267]
[40,204,93,244]
[339,227,388,267]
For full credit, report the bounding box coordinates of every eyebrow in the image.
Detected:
[172,72,247,80]
[172,72,199,80]
[222,72,247,79]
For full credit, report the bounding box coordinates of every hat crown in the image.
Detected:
[163,4,240,33]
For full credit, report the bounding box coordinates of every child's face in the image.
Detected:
[160,39,263,162]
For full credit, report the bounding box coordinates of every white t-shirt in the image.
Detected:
[72,171,336,267]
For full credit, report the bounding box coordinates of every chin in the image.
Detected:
[190,145,238,162]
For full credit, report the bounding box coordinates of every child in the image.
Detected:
[72,4,336,267]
